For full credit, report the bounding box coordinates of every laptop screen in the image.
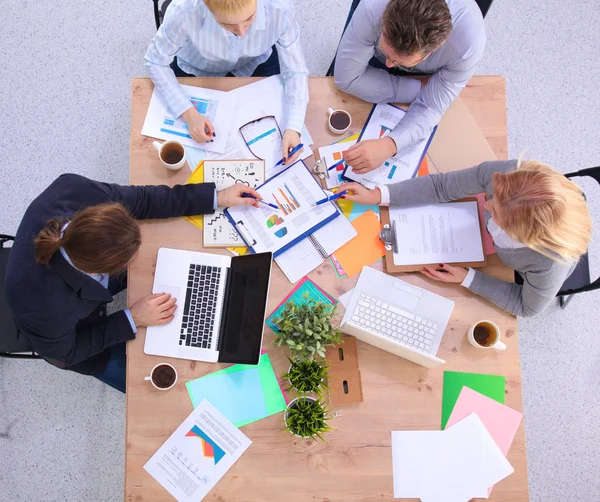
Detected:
[217,252,272,364]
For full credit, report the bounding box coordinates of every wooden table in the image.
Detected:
[126,76,528,502]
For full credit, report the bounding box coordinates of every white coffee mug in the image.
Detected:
[467,320,506,351]
[144,363,178,390]
[327,108,352,135]
[153,140,188,171]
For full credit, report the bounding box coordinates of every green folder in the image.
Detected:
[441,371,506,429]
[186,352,288,427]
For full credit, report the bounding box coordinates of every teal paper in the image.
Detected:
[349,203,380,221]
[186,367,267,425]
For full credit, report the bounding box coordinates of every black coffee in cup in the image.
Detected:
[473,321,497,347]
[161,142,184,165]
[330,111,351,131]
[152,364,177,389]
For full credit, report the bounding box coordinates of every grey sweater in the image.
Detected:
[388,160,575,317]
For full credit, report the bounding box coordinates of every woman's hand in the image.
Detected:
[338,182,381,205]
[217,185,262,208]
[420,263,468,284]
[282,129,303,165]
[182,108,215,143]
[130,293,177,327]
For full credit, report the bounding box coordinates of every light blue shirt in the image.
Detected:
[59,248,137,334]
[144,0,310,133]
[334,0,486,154]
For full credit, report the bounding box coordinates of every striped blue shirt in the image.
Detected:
[145,0,309,133]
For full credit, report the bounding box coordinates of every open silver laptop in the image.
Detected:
[341,267,454,368]
[144,248,272,364]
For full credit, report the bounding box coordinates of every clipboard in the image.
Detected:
[379,197,488,273]
[224,160,340,258]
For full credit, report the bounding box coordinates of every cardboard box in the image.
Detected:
[325,335,363,405]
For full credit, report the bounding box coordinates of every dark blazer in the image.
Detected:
[5,173,216,374]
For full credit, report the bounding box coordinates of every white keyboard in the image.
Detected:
[350,293,438,353]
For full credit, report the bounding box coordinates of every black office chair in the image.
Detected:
[555,166,600,309]
[153,0,173,29]
[325,0,494,77]
[0,235,40,359]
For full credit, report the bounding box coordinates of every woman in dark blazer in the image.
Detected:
[4,173,260,392]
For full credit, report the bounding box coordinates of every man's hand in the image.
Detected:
[282,129,303,165]
[181,107,215,143]
[217,184,262,208]
[420,263,468,284]
[338,182,381,205]
[130,293,177,327]
[344,137,397,174]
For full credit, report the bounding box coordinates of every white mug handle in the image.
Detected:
[493,341,507,351]
[152,141,162,152]
[144,376,152,381]
[327,107,335,116]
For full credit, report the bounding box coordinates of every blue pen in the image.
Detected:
[241,193,279,210]
[314,190,348,206]
[274,143,304,167]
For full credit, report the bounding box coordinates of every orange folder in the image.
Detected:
[333,210,385,277]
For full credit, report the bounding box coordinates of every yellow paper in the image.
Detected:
[333,210,385,277]
[183,161,248,255]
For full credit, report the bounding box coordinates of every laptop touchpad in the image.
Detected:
[154,285,182,316]
[391,285,420,311]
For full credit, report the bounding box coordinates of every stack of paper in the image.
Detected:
[392,414,514,500]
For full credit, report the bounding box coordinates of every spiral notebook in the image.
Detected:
[275,213,357,283]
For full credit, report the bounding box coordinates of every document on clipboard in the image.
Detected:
[224,161,340,257]
[343,103,436,188]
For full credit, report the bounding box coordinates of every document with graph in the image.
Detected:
[343,103,436,188]
[224,160,340,257]
[203,160,265,247]
[144,399,251,502]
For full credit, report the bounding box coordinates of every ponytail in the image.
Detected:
[34,218,65,265]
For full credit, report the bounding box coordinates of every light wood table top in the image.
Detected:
[126,76,528,502]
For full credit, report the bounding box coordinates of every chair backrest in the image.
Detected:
[326,0,493,77]
[556,166,600,296]
[153,0,173,30]
[0,235,40,358]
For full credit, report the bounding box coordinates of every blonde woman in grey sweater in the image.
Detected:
[340,160,592,317]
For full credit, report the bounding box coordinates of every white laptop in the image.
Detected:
[341,267,455,368]
[144,248,272,364]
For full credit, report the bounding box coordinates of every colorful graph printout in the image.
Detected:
[185,425,226,465]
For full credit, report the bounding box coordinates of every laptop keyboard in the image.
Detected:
[350,293,438,353]
[179,264,222,349]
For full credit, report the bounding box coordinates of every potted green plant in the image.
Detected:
[272,293,343,360]
[283,358,329,396]
[284,396,332,441]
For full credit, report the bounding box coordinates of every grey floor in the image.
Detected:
[1,1,599,500]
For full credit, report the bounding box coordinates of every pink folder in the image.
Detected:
[445,387,523,497]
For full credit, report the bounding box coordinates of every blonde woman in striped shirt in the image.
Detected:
[145,0,309,165]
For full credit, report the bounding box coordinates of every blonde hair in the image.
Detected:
[204,0,255,15]
[492,160,592,263]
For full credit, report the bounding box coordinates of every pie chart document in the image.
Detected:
[225,161,339,257]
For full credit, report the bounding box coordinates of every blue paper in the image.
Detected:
[348,203,380,221]
[186,367,267,425]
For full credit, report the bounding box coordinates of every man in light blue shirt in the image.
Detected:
[145,0,310,165]
[334,0,485,174]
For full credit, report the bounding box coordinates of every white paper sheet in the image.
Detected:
[317,140,357,188]
[392,414,514,501]
[338,288,354,308]
[203,160,265,247]
[225,161,336,256]
[142,85,236,154]
[389,201,484,266]
[206,76,313,179]
[144,399,251,502]
[344,103,431,188]
[274,213,357,283]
